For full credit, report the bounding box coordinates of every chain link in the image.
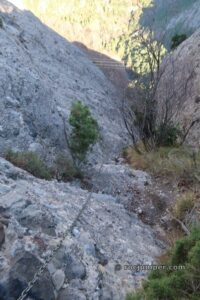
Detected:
[17,163,103,300]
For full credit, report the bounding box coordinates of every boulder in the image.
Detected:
[8,252,55,300]
[64,253,86,281]
[52,269,65,291]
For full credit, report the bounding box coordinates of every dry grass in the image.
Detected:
[125,146,200,184]
[159,227,184,261]
[173,191,196,220]
[5,150,82,181]
[5,149,52,180]
[125,145,200,237]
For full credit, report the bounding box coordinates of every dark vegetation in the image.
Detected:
[4,3,199,299]
[68,100,99,166]
[126,228,200,300]
[53,154,83,181]
[5,150,83,182]
[0,17,3,28]
[5,150,52,180]
[171,33,187,50]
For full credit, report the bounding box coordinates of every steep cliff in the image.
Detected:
[0,0,128,164]
[141,0,200,48]
[156,29,200,147]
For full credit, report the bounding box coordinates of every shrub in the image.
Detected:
[5,150,51,180]
[53,154,83,181]
[126,228,200,300]
[155,123,182,147]
[69,100,99,165]
[0,17,3,28]
[125,146,200,184]
[171,33,187,50]
[173,192,195,221]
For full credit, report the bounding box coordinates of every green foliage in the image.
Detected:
[69,100,99,164]
[115,0,153,69]
[133,106,181,149]
[171,33,187,50]
[23,0,153,68]
[23,0,193,70]
[24,0,134,52]
[129,32,166,75]
[155,123,182,147]
[0,17,3,28]
[5,150,51,180]
[126,228,200,300]
[122,29,169,152]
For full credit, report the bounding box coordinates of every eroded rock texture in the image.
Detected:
[0,158,164,299]
[0,0,128,164]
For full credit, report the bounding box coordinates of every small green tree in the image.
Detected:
[69,100,99,165]
[0,17,3,29]
[171,33,187,50]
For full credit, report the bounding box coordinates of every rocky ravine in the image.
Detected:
[0,158,165,300]
[0,1,166,299]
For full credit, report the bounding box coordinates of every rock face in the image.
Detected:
[165,0,200,37]
[141,0,200,48]
[88,163,151,207]
[156,29,200,147]
[0,158,164,299]
[0,0,128,164]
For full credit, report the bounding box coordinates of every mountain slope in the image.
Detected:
[0,0,128,163]
[20,0,200,60]
[22,0,139,58]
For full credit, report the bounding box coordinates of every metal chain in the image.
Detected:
[17,163,103,300]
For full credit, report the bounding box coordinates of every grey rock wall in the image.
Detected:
[156,29,200,148]
[0,0,129,164]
